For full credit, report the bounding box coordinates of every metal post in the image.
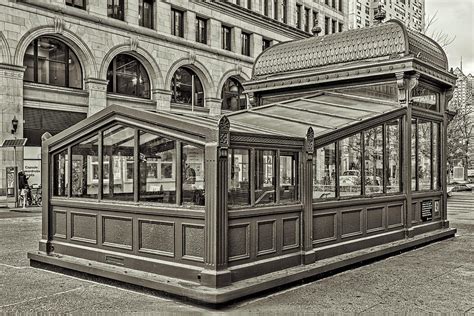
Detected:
[13,145,17,208]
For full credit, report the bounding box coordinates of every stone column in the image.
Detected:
[153,88,171,112]
[185,11,196,42]
[232,27,242,55]
[125,0,140,25]
[85,78,108,116]
[252,33,263,58]
[209,19,221,50]
[206,97,222,117]
[156,1,171,34]
[88,0,107,16]
[0,64,25,195]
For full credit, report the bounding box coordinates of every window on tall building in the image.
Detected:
[262,38,272,51]
[107,0,124,20]
[264,0,269,16]
[171,9,184,38]
[221,77,247,111]
[281,0,288,23]
[24,36,83,89]
[222,25,232,51]
[107,54,151,99]
[171,67,204,108]
[338,22,343,32]
[332,20,337,33]
[247,0,252,10]
[324,16,330,34]
[66,0,85,9]
[273,0,278,20]
[313,11,319,30]
[325,0,329,5]
[139,0,154,29]
[195,17,207,44]
[241,32,251,56]
[304,7,310,32]
[339,0,343,12]
[332,0,336,9]
[296,4,302,29]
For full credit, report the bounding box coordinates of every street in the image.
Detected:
[1,194,473,314]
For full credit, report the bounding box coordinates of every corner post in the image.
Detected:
[302,127,315,264]
[441,88,454,227]
[201,116,231,287]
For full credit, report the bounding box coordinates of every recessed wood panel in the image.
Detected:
[53,211,67,239]
[313,213,337,243]
[388,204,403,227]
[257,220,276,255]
[283,217,299,249]
[412,202,419,223]
[139,220,174,257]
[71,213,97,243]
[367,207,384,232]
[102,216,133,249]
[182,224,204,261]
[341,209,363,238]
[228,224,250,261]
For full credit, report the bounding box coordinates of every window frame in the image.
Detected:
[195,16,208,44]
[139,0,154,29]
[107,0,125,21]
[66,0,86,10]
[170,67,205,109]
[171,8,184,38]
[241,32,251,57]
[106,53,151,99]
[222,25,232,51]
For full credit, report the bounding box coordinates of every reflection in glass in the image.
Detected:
[53,149,69,196]
[313,143,336,199]
[171,67,204,107]
[221,77,247,111]
[107,54,150,98]
[418,120,432,190]
[182,144,205,205]
[71,135,98,198]
[280,153,298,202]
[364,126,383,194]
[412,85,439,111]
[228,149,250,206]
[411,119,417,191]
[139,131,176,203]
[386,120,401,193]
[433,123,440,190]
[339,134,362,196]
[102,125,135,201]
[255,150,275,205]
[333,82,398,102]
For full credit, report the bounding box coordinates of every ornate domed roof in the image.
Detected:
[252,20,448,80]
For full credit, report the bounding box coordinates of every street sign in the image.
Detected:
[1,138,27,147]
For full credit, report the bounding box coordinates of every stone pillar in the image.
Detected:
[252,33,263,58]
[0,64,25,193]
[206,97,222,117]
[209,19,221,50]
[201,117,231,287]
[85,78,108,116]
[125,0,140,25]
[185,11,196,42]
[232,27,242,55]
[88,0,107,16]
[153,88,171,112]
[156,1,171,34]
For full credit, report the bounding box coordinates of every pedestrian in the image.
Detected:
[18,171,29,209]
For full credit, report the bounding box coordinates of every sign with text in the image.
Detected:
[421,200,433,222]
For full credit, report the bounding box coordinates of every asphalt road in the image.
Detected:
[0,194,473,314]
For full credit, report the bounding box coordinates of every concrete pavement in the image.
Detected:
[0,194,473,313]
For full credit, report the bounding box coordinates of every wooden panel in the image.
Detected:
[341,209,363,238]
[282,217,299,250]
[102,216,133,250]
[139,220,174,257]
[387,204,404,228]
[366,207,385,233]
[228,223,250,261]
[257,220,276,256]
[411,202,419,223]
[71,212,97,243]
[53,210,67,239]
[182,224,204,262]
[313,212,337,244]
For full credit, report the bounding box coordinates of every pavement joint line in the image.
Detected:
[0,287,85,309]
[0,263,29,269]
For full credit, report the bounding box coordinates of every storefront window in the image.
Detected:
[364,126,383,194]
[228,149,250,206]
[255,150,275,205]
[314,143,336,199]
[280,152,298,202]
[53,149,69,197]
[339,134,362,197]
[24,37,82,89]
[182,144,205,205]
[433,123,440,190]
[418,120,432,190]
[386,120,401,193]
[71,135,99,199]
[411,119,417,191]
[107,54,151,99]
[139,130,176,204]
[221,77,247,111]
[171,67,204,108]
[102,125,135,201]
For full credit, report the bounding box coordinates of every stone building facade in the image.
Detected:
[0,0,347,193]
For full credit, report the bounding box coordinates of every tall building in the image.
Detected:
[348,0,424,31]
[0,0,347,196]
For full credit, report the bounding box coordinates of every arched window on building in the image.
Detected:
[107,54,151,99]
[221,77,247,111]
[171,67,204,108]
[24,36,83,89]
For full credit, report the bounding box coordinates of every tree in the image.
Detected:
[423,11,456,48]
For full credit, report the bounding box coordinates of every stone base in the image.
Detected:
[28,228,456,305]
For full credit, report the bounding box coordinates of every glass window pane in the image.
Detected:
[71,135,99,199]
[433,123,440,190]
[228,149,250,206]
[139,130,176,204]
[171,67,204,107]
[255,150,275,205]
[53,149,69,196]
[364,126,383,194]
[182,144,205,205]
[280,153,298,202]
[418,120,432,190]
[386,120,401,193]
[411,119,417,191]
[68,49,82,89]
[24,42,35,82]
[314,143,336,199]
[339,134,362,196]
[102,125,135,201]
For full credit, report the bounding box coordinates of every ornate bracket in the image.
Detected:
[396,72,408,103]
[130,36,139,51]
[305,127,314,154]
[218,116,230,158]
[407,73,420,100]
[54,17,65,34]
[188,52,196,65]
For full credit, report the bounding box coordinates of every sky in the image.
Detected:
[425,0,474,75]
